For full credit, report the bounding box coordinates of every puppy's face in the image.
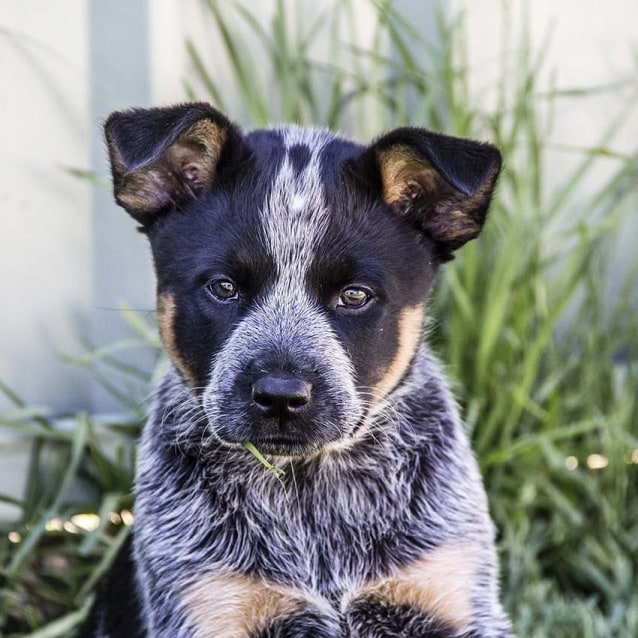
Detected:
[105,105,500,457]
[150,130,435,455]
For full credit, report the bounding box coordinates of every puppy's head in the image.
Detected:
[105,103,500,458]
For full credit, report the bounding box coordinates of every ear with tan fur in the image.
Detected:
[104,103,245,225]
[357,127,502,257]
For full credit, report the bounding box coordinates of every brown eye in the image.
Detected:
[338,287,371,309]
[207,279,238,301]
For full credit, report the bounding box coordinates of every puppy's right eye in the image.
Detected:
[207,279,239,301]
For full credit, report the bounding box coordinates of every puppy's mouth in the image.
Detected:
[247,435,321,458]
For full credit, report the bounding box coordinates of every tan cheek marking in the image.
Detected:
[348,543,481,630]
[372,303,424,403]
[156,293,196,387]
[182,571,306,638]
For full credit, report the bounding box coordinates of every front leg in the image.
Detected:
[344,542,513,638]
[255,607,342,638]
[345,595,465,637]
[179,570,341,638]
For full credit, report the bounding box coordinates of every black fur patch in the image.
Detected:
[287,143,311,177]
[77,535,144,638]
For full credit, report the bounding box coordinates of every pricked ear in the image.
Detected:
[104,103,245,224]
[356,127,502,257]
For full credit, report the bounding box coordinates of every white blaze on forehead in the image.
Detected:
[249,125,357,388]
[290,194,306,213]
[260,127,332,283]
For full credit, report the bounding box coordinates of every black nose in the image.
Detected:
[252,372,312,419]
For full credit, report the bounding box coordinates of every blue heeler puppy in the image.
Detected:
[81,102,514,637]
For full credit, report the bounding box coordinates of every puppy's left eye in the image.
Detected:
[338,287,372,309]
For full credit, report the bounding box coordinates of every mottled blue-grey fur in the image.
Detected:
[134,349,511,636]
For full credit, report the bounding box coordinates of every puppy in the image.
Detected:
[82,102,513,637]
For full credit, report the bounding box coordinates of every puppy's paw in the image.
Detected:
[257,605,342,637]
[345,595,464,638]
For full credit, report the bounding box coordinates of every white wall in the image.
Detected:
[457,0,637,178]
[0,1,159,417]
[0,1,93,412]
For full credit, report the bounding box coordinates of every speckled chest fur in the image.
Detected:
[80,103,514,638]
